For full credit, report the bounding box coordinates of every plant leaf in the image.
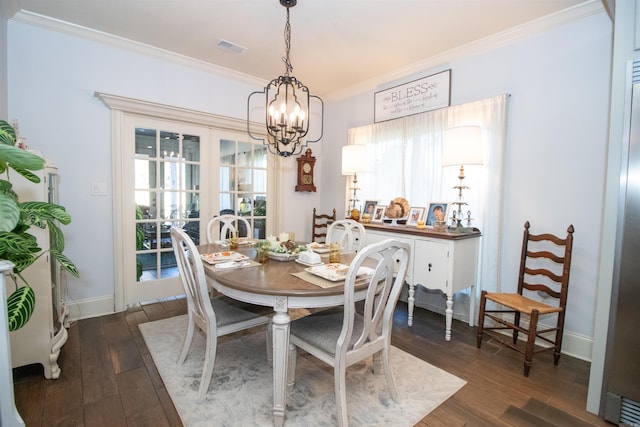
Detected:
[0,179,18,197]
[0,193,20,232]
[50,250,79,278]
[48,220,65,252]
[0,230,40,258]
[0,120,16,146]
[6,253,37,273]
[10,165,41,184]
[7,286,35,331]
[20,201,72,225]
[0,144,45,172]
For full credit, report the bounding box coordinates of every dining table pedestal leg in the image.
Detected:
[271,298,290,427]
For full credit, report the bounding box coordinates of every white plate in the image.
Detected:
[267,252,299,262]
[215,261,250,269]
[307,243,330,254]
[200,251,249,264]
[305,264,374,282]
[295,259,324,267]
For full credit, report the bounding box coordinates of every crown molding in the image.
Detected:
[326,0,606,101]
[9,1,604,103]
[9,10,268,89]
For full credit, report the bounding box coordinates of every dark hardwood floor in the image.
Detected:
[12,299,612,426]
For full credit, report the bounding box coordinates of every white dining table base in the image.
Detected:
[203,256,359,426]
[271,298,290,427]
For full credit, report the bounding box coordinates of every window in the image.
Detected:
[348,94,509,295]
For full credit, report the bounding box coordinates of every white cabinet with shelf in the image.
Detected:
[363,223,480,341]
[6,162,68,379]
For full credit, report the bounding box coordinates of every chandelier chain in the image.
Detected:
[282,7,293,75]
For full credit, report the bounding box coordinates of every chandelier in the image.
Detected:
[247,0,323,157]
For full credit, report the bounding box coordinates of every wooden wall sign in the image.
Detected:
[374,69,451,123]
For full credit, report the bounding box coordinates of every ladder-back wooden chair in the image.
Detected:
[311,208,336,243]
[476,221,575,376]
[287,239,411,426]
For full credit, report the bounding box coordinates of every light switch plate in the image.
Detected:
[91,182,107,196]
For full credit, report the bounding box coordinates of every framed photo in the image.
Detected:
[372,205,386,223]
[363,200,379,218]
[425,202,450,226]
[407,207,426,226]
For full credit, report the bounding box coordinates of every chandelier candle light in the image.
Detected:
[342,144,369,217]
[442,125,483,230]
[247,0,324,157]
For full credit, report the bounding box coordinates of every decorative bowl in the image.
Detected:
[267,252,299,262]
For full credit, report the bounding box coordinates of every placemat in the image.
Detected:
[291,270,344,288]
[291,270,370,289]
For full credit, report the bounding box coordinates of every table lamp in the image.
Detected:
[442,126,483,229]
[341,144,369,217]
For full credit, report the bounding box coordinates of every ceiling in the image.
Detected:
[6,0,602,97]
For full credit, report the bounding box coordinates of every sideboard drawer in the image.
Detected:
[413,239,449,294]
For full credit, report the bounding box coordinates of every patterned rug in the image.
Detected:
[139,314,466,426]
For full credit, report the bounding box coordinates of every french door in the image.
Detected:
[121,116,214,305]
[99,92,277,311]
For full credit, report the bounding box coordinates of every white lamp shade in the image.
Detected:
[341,144,369,175]
[442,126,484,167]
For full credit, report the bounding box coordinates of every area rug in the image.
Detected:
[139,315,466,426]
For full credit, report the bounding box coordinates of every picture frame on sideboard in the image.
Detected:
[363,200,379,218]
[372,205,386,223]
[407,207,426,226]
[425,202,450,226]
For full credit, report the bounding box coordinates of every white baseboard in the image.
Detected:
[64,295,116,322]
[65,292,594,362]
[411,299,594,362]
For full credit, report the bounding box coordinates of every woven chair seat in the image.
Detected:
[485,292,562,315]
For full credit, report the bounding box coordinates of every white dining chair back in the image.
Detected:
[326,219,366,253]
[287,238,411,426]
[170,227,269,398]
[205,214,252,243]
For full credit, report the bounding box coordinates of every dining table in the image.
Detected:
[198,242,366,427]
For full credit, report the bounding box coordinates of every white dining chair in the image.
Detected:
[170,227,270,398]
[287,238,411,427]
[326,219,366,253]
[205,214,252,243]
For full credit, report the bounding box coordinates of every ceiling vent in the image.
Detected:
[217,39,247,54]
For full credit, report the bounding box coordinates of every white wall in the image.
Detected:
[7,9,613,361]
[0,6,8,117]
[7,18,325,317]
[323,10,612,359]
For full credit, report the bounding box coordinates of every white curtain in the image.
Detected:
[347,94,509,303]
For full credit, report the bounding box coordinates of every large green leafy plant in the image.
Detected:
[0,120,79,331]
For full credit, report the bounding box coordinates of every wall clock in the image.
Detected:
[295,148,317,192]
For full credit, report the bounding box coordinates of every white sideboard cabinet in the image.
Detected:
[6,161,69,379]
[363,222,481,341]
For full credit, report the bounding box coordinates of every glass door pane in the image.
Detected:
[120,114,212,307]
[135,128,201,281]
[218,139,268,240]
